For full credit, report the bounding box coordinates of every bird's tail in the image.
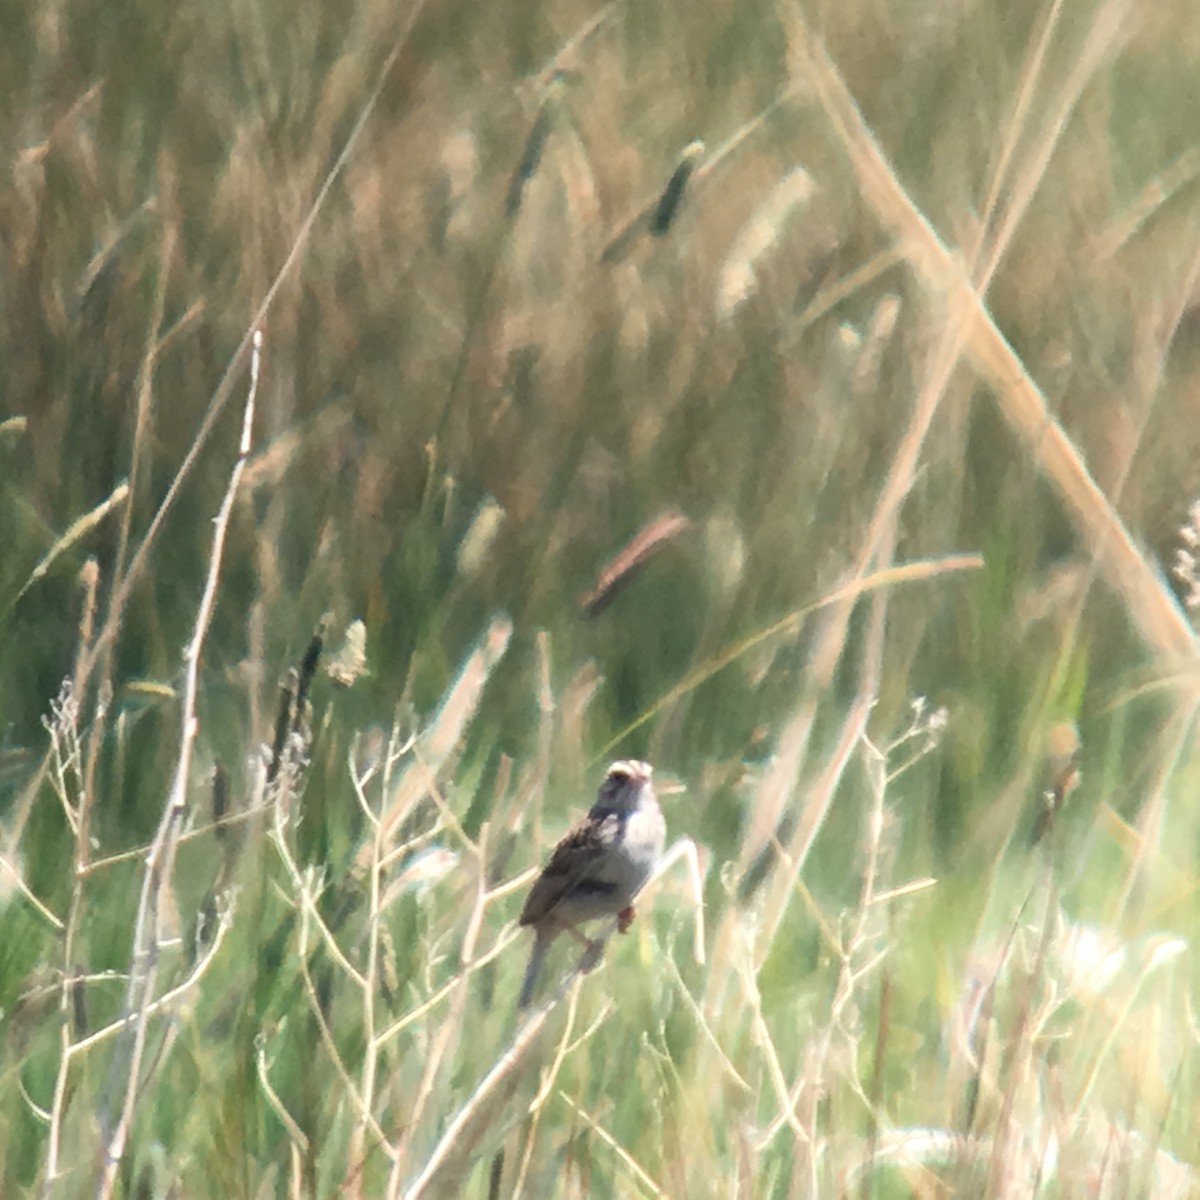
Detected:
[517,933,549,1009]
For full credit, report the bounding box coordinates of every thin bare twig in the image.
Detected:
[90,331,261,1200]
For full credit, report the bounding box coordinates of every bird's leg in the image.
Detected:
[555,921,606,974]
[560,922,596,950]
[576,938,605,975]
[617,905,636,934]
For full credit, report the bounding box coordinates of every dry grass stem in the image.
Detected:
[84,331,261,1199]
[603,554,982,758]
[758,695,874,959]
[786,7,1196,666]
[556,1092,666,1198]
[15,484,130,605]
[292,882,397,1163]
[398,1007,552,1200]
[976,0,1133,287]
[373,926,523,1051]
[665,955,752,1094]
[256,1028,311,1154]
[363,614,512,866]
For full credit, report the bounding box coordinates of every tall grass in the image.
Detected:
[2,0,1199,1194]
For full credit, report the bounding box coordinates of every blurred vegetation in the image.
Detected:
[2,0,1200,1194]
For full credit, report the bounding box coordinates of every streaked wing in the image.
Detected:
[519,815,615,926]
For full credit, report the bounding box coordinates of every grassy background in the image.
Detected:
[3,0,1200,1194]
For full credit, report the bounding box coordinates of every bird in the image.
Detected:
[517,760,665,1008]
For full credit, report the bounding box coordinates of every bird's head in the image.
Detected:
[594,759,655,813]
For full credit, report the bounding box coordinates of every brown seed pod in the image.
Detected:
[579,512,692,617]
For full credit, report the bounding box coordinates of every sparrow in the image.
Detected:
[517,760,665,1008]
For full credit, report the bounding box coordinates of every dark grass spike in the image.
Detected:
[293,629,323,725]
[505,77,566,218]
[266,671,296,784]
[210,758,228,838]
[486,1148,504,1200]
[735,808,797,903]
[265,632,323,785]
[650,139,706,235]
[600,139,706,262]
